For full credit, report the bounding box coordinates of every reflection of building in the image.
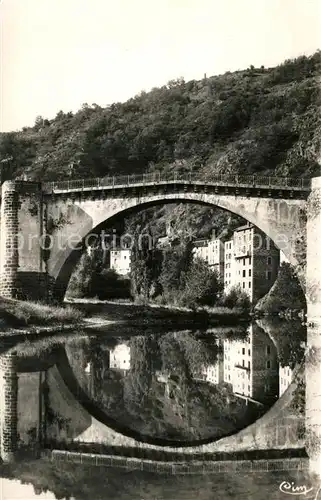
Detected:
[109,344,131,373]
[280,250,290,265]
[223,324,279,404]
[224,223,280,303]
[110,249,131,275]
[193,234,224,277]
[200,339,224,384]
[279,365,293,396]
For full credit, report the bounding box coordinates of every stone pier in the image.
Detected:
[0,352,18,462]
[306,176,321,477]
[0,182,19,298]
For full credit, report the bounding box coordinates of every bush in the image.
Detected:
[95,269,131,300]
[219,285,251,312]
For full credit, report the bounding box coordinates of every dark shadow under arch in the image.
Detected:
[53,197,265,300]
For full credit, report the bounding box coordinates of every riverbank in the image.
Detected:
[0,297,85,328]
[66,298,250,327]
[0,295,250,341]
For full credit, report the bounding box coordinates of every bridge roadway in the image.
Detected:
[42,172,311,198]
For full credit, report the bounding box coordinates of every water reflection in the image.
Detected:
[60,320,305,442]
[0,319,306,462]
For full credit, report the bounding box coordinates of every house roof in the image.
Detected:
[234,223,254,232]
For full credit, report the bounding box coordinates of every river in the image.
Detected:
[0,308,314,499]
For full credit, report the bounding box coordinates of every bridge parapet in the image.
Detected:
[42,173,311,194]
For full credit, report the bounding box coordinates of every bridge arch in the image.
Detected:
[46,191,306,300]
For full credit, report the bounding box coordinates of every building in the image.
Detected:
[192,234,225,277]
[223,324,279,404]
[109,343,131,373]
[224,239,235,292]
[224,222,280,303]
[279,365,293,396]
[110,249,131,275]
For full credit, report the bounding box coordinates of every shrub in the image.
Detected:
[219,285,251,312]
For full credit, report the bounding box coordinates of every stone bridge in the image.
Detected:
[0,173,310,302]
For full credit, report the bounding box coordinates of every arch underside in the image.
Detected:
[48,193,306,300]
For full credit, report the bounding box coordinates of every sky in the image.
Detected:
[1,0,321,132]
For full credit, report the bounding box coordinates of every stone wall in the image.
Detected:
[0,181,48,300]
[0,182,19,298]
[0,352,18,462]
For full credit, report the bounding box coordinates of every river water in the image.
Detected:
[0,316,314,499]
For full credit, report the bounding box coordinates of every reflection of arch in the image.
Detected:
[48,194,306,300]
[50,349,305,454]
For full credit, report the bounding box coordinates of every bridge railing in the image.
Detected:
[42,172,311,192]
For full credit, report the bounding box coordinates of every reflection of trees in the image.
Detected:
[257,318,306,369]
[123,334,159,409]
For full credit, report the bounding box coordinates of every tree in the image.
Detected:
[181,257,223,307]
[130,226,162,300]
[159,241,193,302]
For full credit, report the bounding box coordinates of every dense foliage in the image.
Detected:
[2,53,320,183]
[255,262,306,313]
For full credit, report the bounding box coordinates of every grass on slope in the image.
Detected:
[0,297,84,328]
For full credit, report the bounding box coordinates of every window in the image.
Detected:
[243,258,246,265]
[249,269,251,277]
[266,345,271,355]
[248,349,250,356]
[243,282,246,289]
[249,257,252,265]
[267,256,272,266]
[242,348,245,355]
[248,361,250,369]
[242,270,246,277]
[266,270,272,280]
[242,359,245,366]
[266,360,271,369]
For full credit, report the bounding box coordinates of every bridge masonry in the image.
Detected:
[0,181,48,300]
[0,177,309,302]
[0,352,18,463]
